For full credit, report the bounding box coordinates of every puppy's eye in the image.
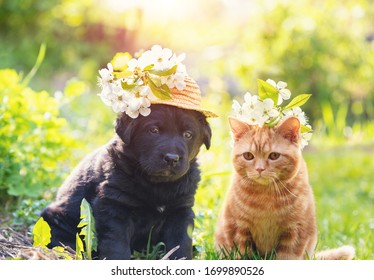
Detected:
[183,130,193,139]
[269,152,281,160]
[243,152,254,160]
[149,126,160,134]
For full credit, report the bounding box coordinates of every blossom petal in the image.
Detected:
[266,79,276,88]
[126,108,140,119]
[127,58,138,70]
[177,53,186,63]
[232,100,242,113]
[277,96,284,106]
[175,81,186,91]
[268,109,280,118]
[128,98,142,111]
[162,48,173,59]
[140,107,151,117]
[263,98,274,110]
[279,88,291,100]
[141,97,151,107]
[276,81,287,89]
[151,44,162,54]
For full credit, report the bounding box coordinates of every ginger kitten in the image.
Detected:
[214,116,354,260]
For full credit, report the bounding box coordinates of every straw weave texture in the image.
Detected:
[151,76,218,118]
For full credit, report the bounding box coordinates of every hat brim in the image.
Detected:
[150,99,219,118]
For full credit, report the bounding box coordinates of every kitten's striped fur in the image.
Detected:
[215,117,354,260]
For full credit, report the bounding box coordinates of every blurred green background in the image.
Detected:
[0,0,373,259]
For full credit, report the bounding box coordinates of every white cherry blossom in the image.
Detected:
[98,63,114,86]
[283,107,308,125]
[263,98,280,118]
[301,130,313,149]
[97,45,187,118]
[164,71,186,91]
[149,45,173,70]
[232,99,242,115]
[233,78,313,150]
[266,78,292,105]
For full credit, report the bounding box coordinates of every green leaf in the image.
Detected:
[121,81,137,90]
[266,115,282,128]
[22,43,46,86]
[52,246,73,260]
[110,52,132,71]
[301,125,313,133]
[284,94,312,110]
[75,233,84,260]
[32,217,51,247]
[64,79,86,99]
[149,64,178,76]
[258,79,279,104]
[143,64,155,71]
[187,223,194,239]
[148,78,172,100]
[114,70,133,79]
[78,198,97,259]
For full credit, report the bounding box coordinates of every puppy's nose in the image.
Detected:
[164,153,180,166]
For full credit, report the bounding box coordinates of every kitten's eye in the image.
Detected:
[243,152,254,160]
[269,152,281,160]
[149,126,160,134]
[183,130,193,139]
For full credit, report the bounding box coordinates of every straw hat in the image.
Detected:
[98,45,218,119]
[151,76,218,118]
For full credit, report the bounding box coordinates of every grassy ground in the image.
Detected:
[307,145,374,259]
[193,138,374,259]
[1,108,373,259]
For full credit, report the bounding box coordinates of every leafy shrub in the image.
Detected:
[0,69,79,198]
[12,198,49,227]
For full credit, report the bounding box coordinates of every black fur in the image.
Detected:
[41,104,212,260]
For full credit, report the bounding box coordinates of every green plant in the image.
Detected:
[0,67,80,199]
[31,198,168,260]
[131,226,167,260]
[32,217,51,248]
[32,199,97,260]
[132,242,166,260]
[12,198,49,227]
[76,198,97,260]
[217,243,276,260]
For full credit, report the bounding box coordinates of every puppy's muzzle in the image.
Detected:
[164,153,180,167]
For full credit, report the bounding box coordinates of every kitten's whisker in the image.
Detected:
[270,179,282,201]
[275,177,297,198]
[239,176,256,189]
[271,178,289,204]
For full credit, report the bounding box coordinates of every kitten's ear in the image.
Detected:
[228,117,250,140]
[276,117,300,144]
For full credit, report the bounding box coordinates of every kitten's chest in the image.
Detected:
[248,207,285,252]
[236,191,295,251]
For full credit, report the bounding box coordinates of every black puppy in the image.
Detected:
[41,104,212,259]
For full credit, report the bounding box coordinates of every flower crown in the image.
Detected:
[232,79,313,149]
[97,45,187,118]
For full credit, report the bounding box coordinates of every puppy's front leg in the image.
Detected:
[93,200,134,260]
[162,208,195,260]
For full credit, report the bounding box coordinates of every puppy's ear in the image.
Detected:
[203,123,212,150]
[200,118,212,150]
[115,113,134,145]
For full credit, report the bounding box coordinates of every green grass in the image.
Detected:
[4,142,373,260]
[3,90,373,259]
[307,145,374,259]
[193,140,374,260]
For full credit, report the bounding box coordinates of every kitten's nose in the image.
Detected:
[256,167,265,174]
